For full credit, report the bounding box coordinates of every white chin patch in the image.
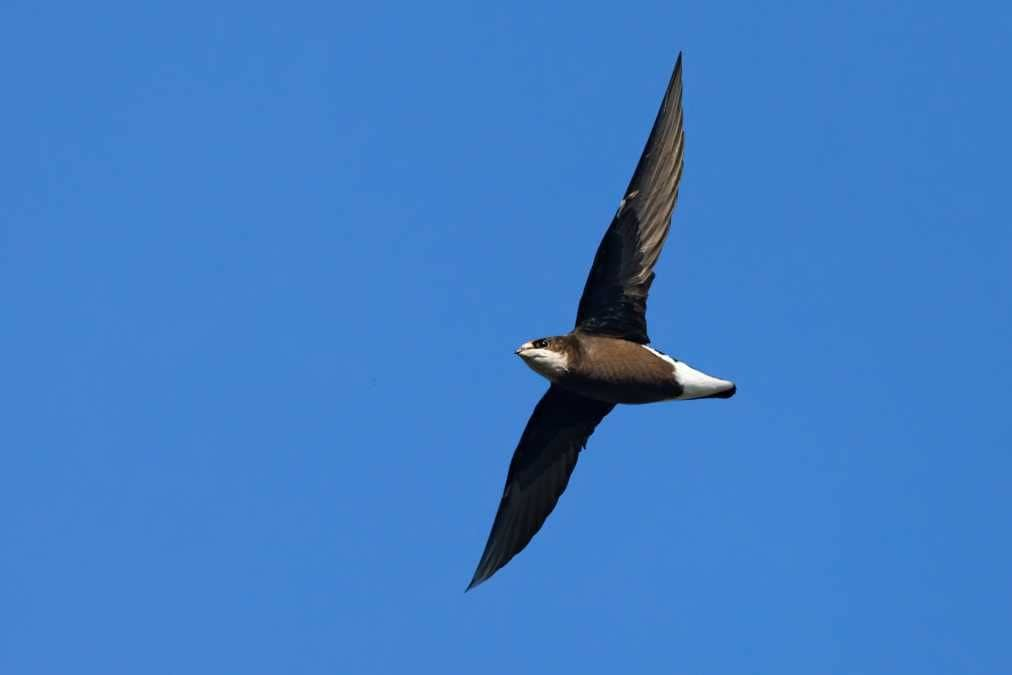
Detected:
[519,348,569,380]
[672,360,735,400]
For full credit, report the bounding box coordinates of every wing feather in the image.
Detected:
[467,386,614,589]
[574,53,686,344]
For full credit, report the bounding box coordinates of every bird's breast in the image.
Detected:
[557,338,680,404]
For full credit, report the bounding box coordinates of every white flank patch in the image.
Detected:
[672,361,735,399]
[642,345,678,368]
[642,345,734,400]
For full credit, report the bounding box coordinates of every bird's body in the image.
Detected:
[519,332,734,405]
[468,53,735,590]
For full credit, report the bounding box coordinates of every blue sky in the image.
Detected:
[3,2,1011,673]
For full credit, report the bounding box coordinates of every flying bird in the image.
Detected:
[467,53,736,590]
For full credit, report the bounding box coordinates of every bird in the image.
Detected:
[467,53,736,590]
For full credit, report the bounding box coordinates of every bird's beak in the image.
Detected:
[515,341,532,356]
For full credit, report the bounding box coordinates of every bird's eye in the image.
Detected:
[533,339,548,349]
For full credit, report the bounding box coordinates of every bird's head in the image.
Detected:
[515,336,571,380]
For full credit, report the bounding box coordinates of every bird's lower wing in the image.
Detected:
[467,385,615,589]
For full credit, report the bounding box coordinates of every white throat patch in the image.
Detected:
[517,344,570,381]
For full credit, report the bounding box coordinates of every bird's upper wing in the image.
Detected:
[467,385,614,589]
[574,53,685,344]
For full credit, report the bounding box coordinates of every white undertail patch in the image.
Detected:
[642,345,735,400]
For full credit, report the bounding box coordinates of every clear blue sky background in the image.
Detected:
[3,2,1010,673]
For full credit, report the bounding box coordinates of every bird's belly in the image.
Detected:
[556,371,678,405]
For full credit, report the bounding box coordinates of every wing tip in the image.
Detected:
[466,562,494,591]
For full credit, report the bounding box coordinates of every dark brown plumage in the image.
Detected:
[468,53,734,590]
[575,53,685,345]
[467,386,613,589]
